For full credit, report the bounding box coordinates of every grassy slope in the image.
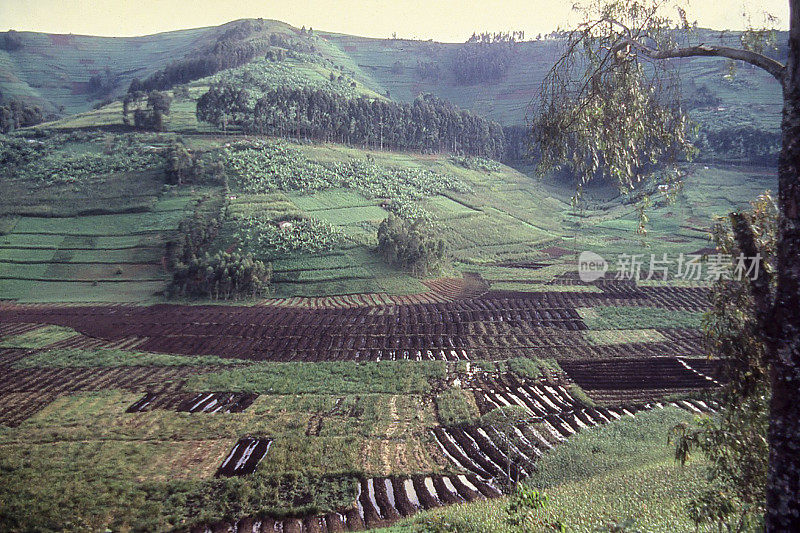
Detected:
[380,407,712,533]
[0,130,777,302]
[3,21,783,129]
[318,27,782,128]
[0,19,305,116]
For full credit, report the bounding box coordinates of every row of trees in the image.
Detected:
[167,252,270,300]
[196,85,507,158]
[164,141,225,186]
[164,195,269,300]
[698,126,781,164]
[164,195,225,270]
[452,31,521,84]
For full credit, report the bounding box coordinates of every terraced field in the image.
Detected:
[0,192,197,301]
[0,271,728,531]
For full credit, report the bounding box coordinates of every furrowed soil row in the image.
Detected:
[0,322,46,338]
[216,437,272,477]
[0,288,711,362]
[0,348,32,366]
[0,391,60,427]
[0,365,206,394]
[558,357,726,405]
[431,402,717,486]
[126,392,258,413]
[467,373,578,418]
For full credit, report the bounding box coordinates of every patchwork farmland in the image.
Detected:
[0,12,784,533]
[0,273,727,531]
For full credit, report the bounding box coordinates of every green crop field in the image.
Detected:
[385,408,711,533]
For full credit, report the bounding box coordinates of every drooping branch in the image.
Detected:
[619,39,786,81]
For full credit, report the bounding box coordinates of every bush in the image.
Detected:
[0,98,44,133]
[124,91,172,131]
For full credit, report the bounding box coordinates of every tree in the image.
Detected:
[165,142,193,185]
[671,194,776,530]
[125,90,171,131]
[1,30,23,51]
[377,214,448,276]
[532,1,799,527]
[0,97,44,133]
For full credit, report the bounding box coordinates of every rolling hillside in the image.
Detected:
[0,16,782,532]
[1,21,784,130]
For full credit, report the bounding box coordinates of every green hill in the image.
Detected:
[1,21,784,130]
[0,19,782,302]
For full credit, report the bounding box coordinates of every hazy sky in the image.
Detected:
[0,1,790,42]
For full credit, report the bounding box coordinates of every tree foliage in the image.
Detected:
[533,1,697,203]
[168,251,270,300]
[670,193,777,531]
[377,214,447,276]
[698,126,781,164]
[164,141,225,186]
[535,1,799,527]
[451,31,524,85]
[0,97,44,133]
[0,30,23,51]
[197,86,506,158]
[123,91,172,131]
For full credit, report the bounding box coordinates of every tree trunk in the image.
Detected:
[766,1,800,529]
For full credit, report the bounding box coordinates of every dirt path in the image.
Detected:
[380,396,404,475]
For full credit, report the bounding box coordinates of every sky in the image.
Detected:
[0,1,790,42]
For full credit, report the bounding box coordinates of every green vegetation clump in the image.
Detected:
[0,325,77,349]
[223,140,338,193]
[377,214,448,276]
[0,445,358,533]
[168,251,270,300]
[449,155,501,172]
[235,215,345,258]
[578,306,705,330]
[15,348,244,368]
[0,98,44,133]
[435,388,477,426]
[222,140,470,199]
[0,133,164,185]
[186,360,445,395]
[505,357,561,380]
